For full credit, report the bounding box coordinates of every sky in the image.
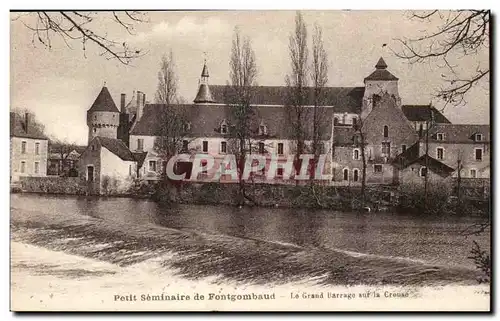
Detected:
[10,11,490,145]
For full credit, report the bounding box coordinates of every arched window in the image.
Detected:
[343,168,349,181]
[353,169,359,182]
[334,117,339,125]
[383,125,389,138]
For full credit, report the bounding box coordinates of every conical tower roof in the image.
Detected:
[375,57,388,69]
[194,83,214,103]
[364,57,398,82]
[201,63,209,78]
[88,86,119,113]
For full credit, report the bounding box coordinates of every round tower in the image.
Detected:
[87,85,120,144]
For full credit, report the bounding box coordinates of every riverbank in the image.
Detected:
[14,176,490,215]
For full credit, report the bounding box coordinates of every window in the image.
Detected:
[437,133,445,141]
[20,161,26,173]
[149,160,157,172]
[475,133,483,141]
[277,168,284,177]
[35,142,40,155]
[419,124,423,138]
[343,168,349,181]
[221,124,228,134]
[353,169,359,182]
[475,148,483,161]
[202,141,208,153]
[93,128,97,133]
[220,141,227,153]
[259,142,265,154]
[374,164,383,173]
[185,122,192,131]
[334,117,339,125]
[137,139,144,151]
[437,147,444,160]
[259,123,267,135]
[21,141,26,154]
[129,165,132,176]
[91,145,95,151]
[419,166,427,177]
[34,162,39,174]
[277,143,284,155]
[382,142,391,156]
[182,140,189,152]
[401,144,407,153]
[470,169,477,178]
[94,115,97,120]
[352,117,358,127]
[383,125,389,138]
[353,149,360,160]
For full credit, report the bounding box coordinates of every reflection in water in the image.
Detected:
[11,193,489,269]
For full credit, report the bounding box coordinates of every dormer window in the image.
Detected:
[437,133,445,141]
[475,133,483,141]
[259,122,267,135]
[220,120,228,134]
[185,122,192,131]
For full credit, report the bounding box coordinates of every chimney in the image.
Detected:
[136,91,144,120]
[24,112,31,133]
[120,94,126,113]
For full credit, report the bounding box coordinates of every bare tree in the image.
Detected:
[310,23,328,178]
[225,27,258,206]
[13,11,148,64]
[152,52,190,180]
[155,50,178,105]
[395,10,489,106]
[285,11,309,178]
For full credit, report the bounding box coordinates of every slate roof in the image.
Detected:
[131,103,334,140]
[88,86,119,113]
[427,124,490,143]
[96,136,136,161]
[393,142,455,177]
[402,105,451,123]
[194,84,214,103]
[209,85,364,113]
[364,57,399,82]
[10,112,48,140]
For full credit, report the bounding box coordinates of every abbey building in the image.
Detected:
[78,57,490,194]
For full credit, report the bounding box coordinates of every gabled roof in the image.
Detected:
[393,142,455,177]
[406,155,455,178]
[10,112,48,140]
[95,136,135,161]
[88,86,119,113]
[209,85,365,113]
[131,103,334,140]
[402,105,451,123]
[427,124,490,143]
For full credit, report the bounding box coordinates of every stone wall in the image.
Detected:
[19,176,89,195]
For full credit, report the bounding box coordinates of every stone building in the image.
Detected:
[77,57,489,191]
[10,112,49,181]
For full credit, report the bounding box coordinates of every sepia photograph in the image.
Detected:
[9,9,491,312]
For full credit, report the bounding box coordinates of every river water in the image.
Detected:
[10,193,489,271]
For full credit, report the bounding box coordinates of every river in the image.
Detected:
[10,193,490,286]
